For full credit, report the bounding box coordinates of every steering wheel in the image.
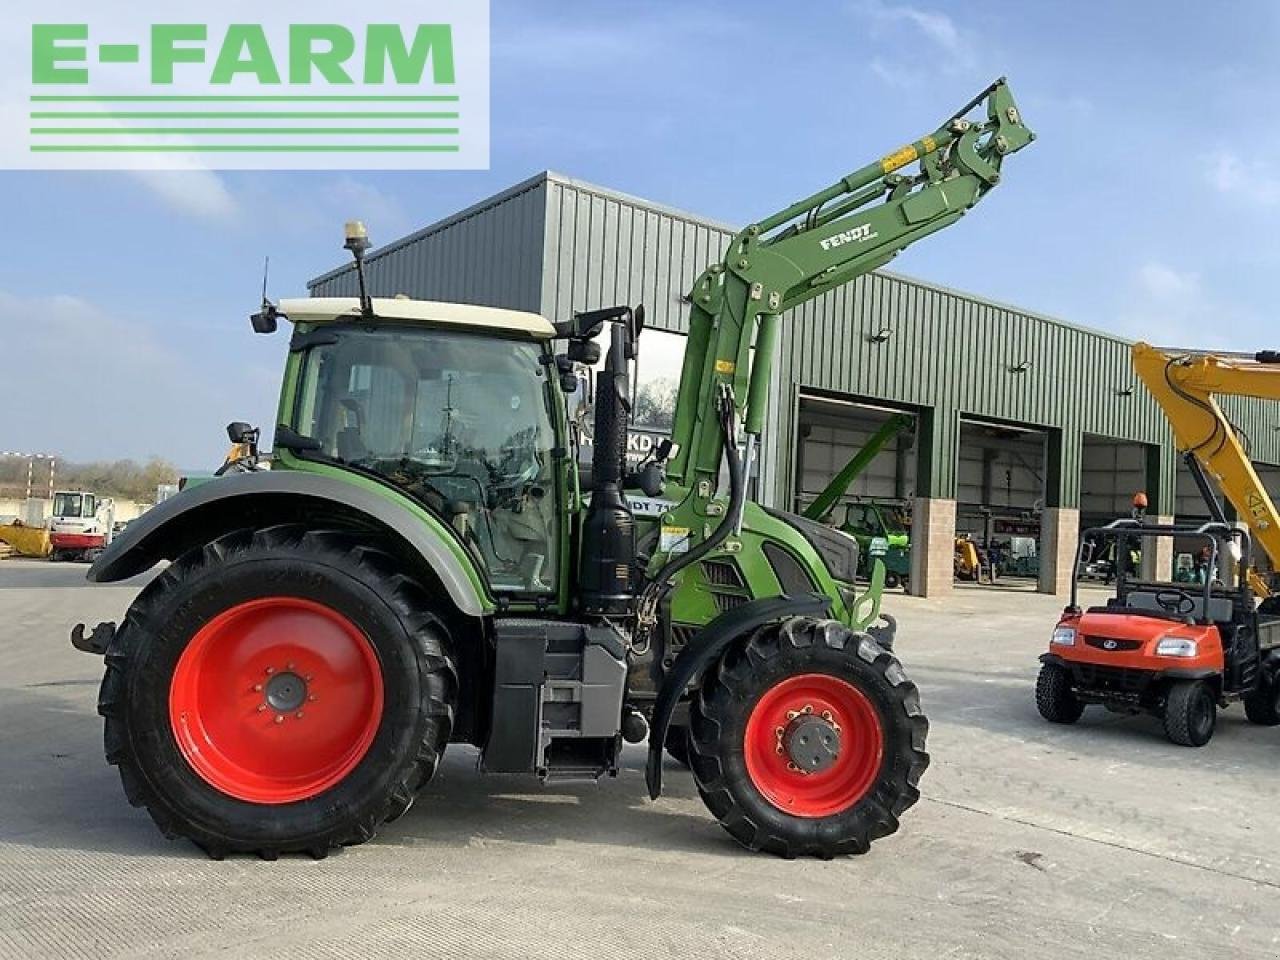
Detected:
[1155,589,1196,615]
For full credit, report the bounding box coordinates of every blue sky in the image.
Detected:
[3,0,1278,466]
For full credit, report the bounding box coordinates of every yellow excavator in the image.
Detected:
[1132,343,1280,598]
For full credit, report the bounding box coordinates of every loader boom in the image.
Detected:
[1132,342,1280,587]
[667,78,1034,493]
[803,413,914,523]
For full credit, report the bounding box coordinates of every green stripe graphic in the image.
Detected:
[31,95,460,103]
[32,128,460,136]
[31,111,459,119]
[31,144,462,153]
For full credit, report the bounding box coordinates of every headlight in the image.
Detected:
[1156,636,1198,658]
[1051,626,1077,647]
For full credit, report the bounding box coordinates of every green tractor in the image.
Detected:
[841,501,913,590]
[71,81,1032,859]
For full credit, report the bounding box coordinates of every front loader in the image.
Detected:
[72,80,1033,859]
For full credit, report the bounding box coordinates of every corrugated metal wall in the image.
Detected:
[538,173,734,336]
[309,171,1280,515]
[309,173,547,312]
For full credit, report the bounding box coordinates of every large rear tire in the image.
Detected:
[1035,662,1084,724]
[688,618,928,859]
[1163,680,1216,747]
[97,525,457,859]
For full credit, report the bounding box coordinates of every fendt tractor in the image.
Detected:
[71,81,1033,859]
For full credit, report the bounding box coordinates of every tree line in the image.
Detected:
[0,456,179,503]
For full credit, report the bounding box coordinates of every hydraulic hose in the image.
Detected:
[636,392,746,640]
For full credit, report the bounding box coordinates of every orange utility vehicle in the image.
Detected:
[1038,512,1280,745]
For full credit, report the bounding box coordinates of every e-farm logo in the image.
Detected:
[2,2,489,170]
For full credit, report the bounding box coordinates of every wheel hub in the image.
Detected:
[782,713,841,774]
[745,674,884,818]
[168,596,384,804]
[264,671,308,713]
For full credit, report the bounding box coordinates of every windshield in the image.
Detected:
[53,493,83,517]
[881,507,908,536]
[293,326,559,595]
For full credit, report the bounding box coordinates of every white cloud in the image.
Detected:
[854,1,976,71]
[1136,261,1200,301]
[1206,150,1280,207]
[1114,260,1253,350]
[129,169,240,222]
[232,175,409,241]
[0,291,277,466]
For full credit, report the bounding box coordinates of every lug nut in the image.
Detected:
[253,684,262,692]
[295,712,304,719]
[274,716,284,725]
[265,666,275,675]
[308,694,317,702]
[257,705,266,713]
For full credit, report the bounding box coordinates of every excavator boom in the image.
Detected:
[1132,342,1280,585]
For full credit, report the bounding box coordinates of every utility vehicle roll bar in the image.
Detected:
[1069,521,1251,619]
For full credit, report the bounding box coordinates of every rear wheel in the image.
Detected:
[1035,662,1084,724]
[97,525,457,858]
[688,618,928,859]
[1163,680,1216,747]
[1244,674,1280,726]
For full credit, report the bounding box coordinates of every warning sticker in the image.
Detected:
[660,525,691,554]
[715,359,736,375]
[879,143,919,174]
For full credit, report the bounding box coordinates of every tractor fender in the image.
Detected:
[644,593,832,800]
[87,470,489,617]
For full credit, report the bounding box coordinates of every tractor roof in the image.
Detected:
[281,297,556,339]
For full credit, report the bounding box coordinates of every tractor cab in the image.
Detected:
[1037,519,1280,745]
[277,296,566,598]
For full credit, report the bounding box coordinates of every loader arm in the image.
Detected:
[667,78,1034,492]
[1132,342,1280,589]
[803,413,914,523]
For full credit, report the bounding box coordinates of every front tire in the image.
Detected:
[688,618,928,859]
[1035,662,1084,724]
[1163,680,1216,747]
[97,525,457,858]
[664,725,692,768]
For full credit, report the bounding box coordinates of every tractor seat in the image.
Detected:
[336,427,369,462]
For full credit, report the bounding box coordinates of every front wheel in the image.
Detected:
[1163,680,1217,747]
[688,618,929,859]
[96,526,457,858]
[1035,662,1084,724]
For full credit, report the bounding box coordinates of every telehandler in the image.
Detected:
[71,80,1033,859]
[1038,344,1280,745]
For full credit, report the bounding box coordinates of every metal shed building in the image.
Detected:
[310,171,1280,596]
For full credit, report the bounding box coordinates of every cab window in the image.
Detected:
[294,326,559,595]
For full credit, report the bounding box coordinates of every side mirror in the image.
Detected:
[627,461,665,498]
[227,421,258,444]
[250,304,280,334]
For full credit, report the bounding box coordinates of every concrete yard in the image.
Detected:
[2,561,1278,960]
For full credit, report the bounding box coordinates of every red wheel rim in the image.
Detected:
[743,673,883,818]
[169,597,384,804]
